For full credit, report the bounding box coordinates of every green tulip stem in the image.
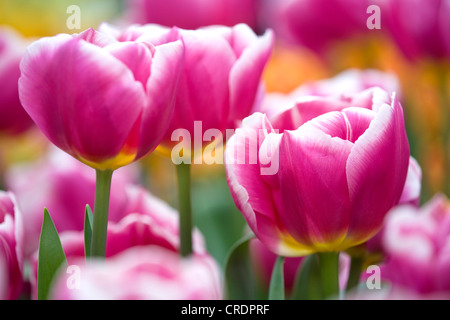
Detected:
[90,169,113,258]
[318,251,340,299]
[176,163,193,257]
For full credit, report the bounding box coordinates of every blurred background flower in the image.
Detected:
[124,0,259,31]
[51,246,222,300]
[5,148,139,258]
[381,195,450,297]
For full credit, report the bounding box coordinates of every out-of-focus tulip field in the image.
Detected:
[0,0,449,301]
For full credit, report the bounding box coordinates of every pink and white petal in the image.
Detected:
[163,31,236,146]
[399,157,422,206]
[105,41,153,89]
[345,97,410,244]
[228,29,273,124]
[136,39,185,158]
[121,186,207,254]
[382,206,437,293]
[221,24,259,58]
[75,28,117,47]
[273,97,349,131]
[275,126,353,248]
[225,113,284,252]
[341,107,376,143]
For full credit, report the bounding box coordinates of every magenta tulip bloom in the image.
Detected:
[0,27,33,134]
[225,88,410,256]
[104,23,273,151]
[166,24,273,150]
[5,148,138,258]
[126,0,259,30]
[51,246,222,300]
[19,27,184,170]
[0,191,23,300]
[382,195,450,296]
[385,0,450,60]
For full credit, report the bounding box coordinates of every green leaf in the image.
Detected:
[84,205,94,258]
[268,255,285,300]
[291,254,323,300]
[37,209,68,300]
[224,232,257,300]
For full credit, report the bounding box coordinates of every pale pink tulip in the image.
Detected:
[30,186,217,299]
[51,246,222,300]
[382,195,450,295]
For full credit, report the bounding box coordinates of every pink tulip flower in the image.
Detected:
[382,195,450,295]
[0,191,23,300]
[125,0,259,30]
[0,27,33,134]
[51,246,222,300]
[5,148,138,258]
[30,186,220,299]
[385,0,450,60]
[166,24,273,150]
[260,71,420,256]
[18,27,184,170]
[102,23,273,151]
[225,88,410,256]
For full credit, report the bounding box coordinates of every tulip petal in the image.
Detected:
[225,113,285,254]
[344,95,410,244]
[105,41,153,89]
[228,28,273,124]
[164,30,236,146]
[136,39,185,158]
[271,97,349,131]
[274,121,353,249]
[76,27,117,47]
[399,156,422,206]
